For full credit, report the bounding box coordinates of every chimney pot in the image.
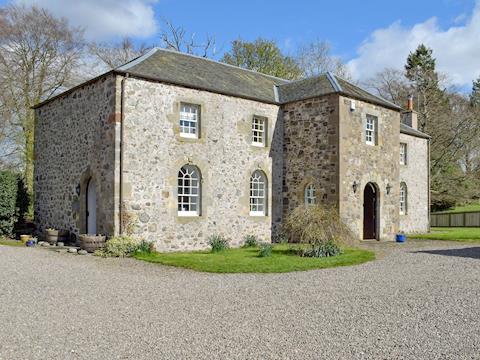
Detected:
[407,94,413,111]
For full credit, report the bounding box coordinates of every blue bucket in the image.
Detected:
[396,234,406,243]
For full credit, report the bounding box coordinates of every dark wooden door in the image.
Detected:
[363,184,377,239]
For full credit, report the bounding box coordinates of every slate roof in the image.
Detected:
[116,48,287,104]
[34,47,402,111]
[400,123,430,139]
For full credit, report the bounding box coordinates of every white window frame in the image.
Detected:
[400,143,407,165]
[252,116,267,147]
[400,182,407,215]
[304,184,316,205]
[179,103,200,139]
[249,170,267,216]
[365,115,377,146]
[177,165,201,216]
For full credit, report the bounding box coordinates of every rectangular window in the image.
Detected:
[252,116,266,146]
[365,115,377,145]
[400,143,407,165]
[180,103,200,138]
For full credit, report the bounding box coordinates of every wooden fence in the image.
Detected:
[431,211,480,227]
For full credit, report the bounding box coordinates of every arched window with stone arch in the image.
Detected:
[249,170,267,216]
[304,183,316,205]
[400,182,407,215]
[177,165,201,216]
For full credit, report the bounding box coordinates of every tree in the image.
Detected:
[221,38,302,80]
[364,68,410,106]
[159,19,217,58]
[295,39,351,79]
[0,5,84,197]
[89,37,150,70]
[470,76,480,107]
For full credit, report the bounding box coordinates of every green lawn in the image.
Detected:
[410,227,480,242]
[433,202,480,214]
[0,237,24,247]
[133,244,375,273]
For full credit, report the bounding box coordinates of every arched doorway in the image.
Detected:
[86,178,97,234]
[363,182,378,240]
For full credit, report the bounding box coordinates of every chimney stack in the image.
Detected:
[402,94,418,130]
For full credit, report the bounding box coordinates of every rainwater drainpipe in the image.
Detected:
[119,73,129,235]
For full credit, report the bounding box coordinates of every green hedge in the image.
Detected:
[0,171,29,236]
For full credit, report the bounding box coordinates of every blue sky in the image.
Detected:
[6,0,480,87]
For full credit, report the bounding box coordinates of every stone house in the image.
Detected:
[33,48,430,251]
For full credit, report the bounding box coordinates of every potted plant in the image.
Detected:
[79,234,106,253]
[46,228,70,245]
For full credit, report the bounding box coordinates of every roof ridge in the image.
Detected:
[333,73,401,109]
[122,47,290,83]
[116,47,160,71]
[326,72,342,92]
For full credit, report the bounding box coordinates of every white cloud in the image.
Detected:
[16,0,158,41]
[347,2,480,87]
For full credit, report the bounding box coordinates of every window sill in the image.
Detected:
[365,142,376,146]
[251,142,266,148]
[180,133,198,139]
[178,211,200,217]
[249,211,266,217]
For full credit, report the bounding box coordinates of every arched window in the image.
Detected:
[304,184,316,205]
[178,165,201,216]
[250,170,267,216]
[400,182,407,215]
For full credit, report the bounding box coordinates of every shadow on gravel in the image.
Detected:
[413,247,480,260]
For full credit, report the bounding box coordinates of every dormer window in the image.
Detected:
[252,116,267,147]
[180,103,200,138]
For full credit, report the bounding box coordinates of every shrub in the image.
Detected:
[243,234,258,247]
[208,234,229,252]
[135,239,155,254]
[258,243,273,257]
[95,235,139,257]
[0,171,19,236]
[283,204,354,258]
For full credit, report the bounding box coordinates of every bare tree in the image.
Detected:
[0,4,84,194]
[296,39,351,79]
[89,37,151,70]
[159,19,217,58]
[363,68,410,105]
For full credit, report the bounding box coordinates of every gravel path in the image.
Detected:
[0,240,479,360]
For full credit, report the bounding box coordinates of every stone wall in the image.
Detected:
[281,95,339,218]
[399,133,430,233]
[121,77,281,251]
[338,96,401,240]
[34,75,118,237]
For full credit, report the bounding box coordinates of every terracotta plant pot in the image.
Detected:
[79,234,106,253]
[46,229,69,245]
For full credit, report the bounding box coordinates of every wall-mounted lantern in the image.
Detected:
[75,183,81,196]
[386,183,392,195]
[352,181,359,193]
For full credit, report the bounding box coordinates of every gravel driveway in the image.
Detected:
[0,240,479,360]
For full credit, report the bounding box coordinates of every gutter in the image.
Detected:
[119,73,129,235]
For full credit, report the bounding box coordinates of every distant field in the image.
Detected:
[433,202,480,214]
